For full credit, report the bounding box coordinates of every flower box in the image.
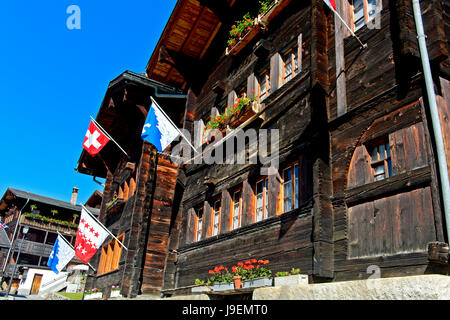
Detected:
[258,0,293,28]
[110,290,122,298]
[228,101,261,129]
[192,285,213,294]
[274,274,308,287]
[84,292,103,300]
[226,23,262,56]
[213,282,235,292]
[242,277,273,289]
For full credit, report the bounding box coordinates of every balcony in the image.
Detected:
[20,214,78,236]
[12,239,54,257]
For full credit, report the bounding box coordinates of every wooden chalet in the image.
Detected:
[0,187,94,294]
[76,0,450,299]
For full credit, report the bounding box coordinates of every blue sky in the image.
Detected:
[0,1,177,204]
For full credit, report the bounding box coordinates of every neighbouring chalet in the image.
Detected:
[76,0,450,299]
[0,188,100,295]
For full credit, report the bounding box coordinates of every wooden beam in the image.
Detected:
[345,166,432,206]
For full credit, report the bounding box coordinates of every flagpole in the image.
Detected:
[81,205,128,251]
[327,4,367,49]
[57,232,96,272]
[89,116,130,158]
[150,97,200,154]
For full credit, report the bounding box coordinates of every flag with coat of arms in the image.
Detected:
[74,208,109,264]
[141,100,180,152]
[47,235,75,274]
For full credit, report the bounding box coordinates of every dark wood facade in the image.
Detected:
[77,0,450,298]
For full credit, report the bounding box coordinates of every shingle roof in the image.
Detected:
[7,188,82,212]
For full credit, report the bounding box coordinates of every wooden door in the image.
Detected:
[31,274,43,295]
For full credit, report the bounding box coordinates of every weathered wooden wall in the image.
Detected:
[328,0,448,281]
[141,155,179,294]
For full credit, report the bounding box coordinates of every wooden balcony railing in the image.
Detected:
[20,215,78,236]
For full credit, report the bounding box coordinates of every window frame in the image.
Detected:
[282,44,300,84]
[350,0,378,31]
[258,67,271,103]
[231,189,242,230]
[212,200,221,236]
[194,207,203,242]
[255,177,269,222]
[282,163,300,214]
[368,140,392,181]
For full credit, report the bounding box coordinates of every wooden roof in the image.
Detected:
[146,0,235,89]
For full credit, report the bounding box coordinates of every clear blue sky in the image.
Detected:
[0,1,177,204]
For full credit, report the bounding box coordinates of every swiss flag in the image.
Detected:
[75,208,109,264]
[83,121,110,157]
[323,0,337,11]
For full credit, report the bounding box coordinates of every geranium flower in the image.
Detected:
[251,259,257,264]
[209,270,214,274]
[237,262,244,267]
[245,260,251,265]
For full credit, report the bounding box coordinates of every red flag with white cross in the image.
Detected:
[75,208,109,264]
[83,121,110,157]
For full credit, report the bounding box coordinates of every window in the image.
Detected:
[351,0,377,31]
[258,68,270,102]
[232,191,241,230]
[282,164,300,213]
[195,207,203,242]
[283,44,300,84]
[255,178,269,222]
[98,233,125,275]
[212,200,221,236]
[369,141,392,181]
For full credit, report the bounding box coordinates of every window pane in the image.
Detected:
[284,168,292,182]
[353,0,365,30]
[387,159,393,177]
[371,146,378,162]
[284,182,292,212]
[379,144,386,160]
[257,181,263,194]
[264,179,269,217]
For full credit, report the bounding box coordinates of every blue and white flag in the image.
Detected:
[47,235,75,274]
[141,101,180,152]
